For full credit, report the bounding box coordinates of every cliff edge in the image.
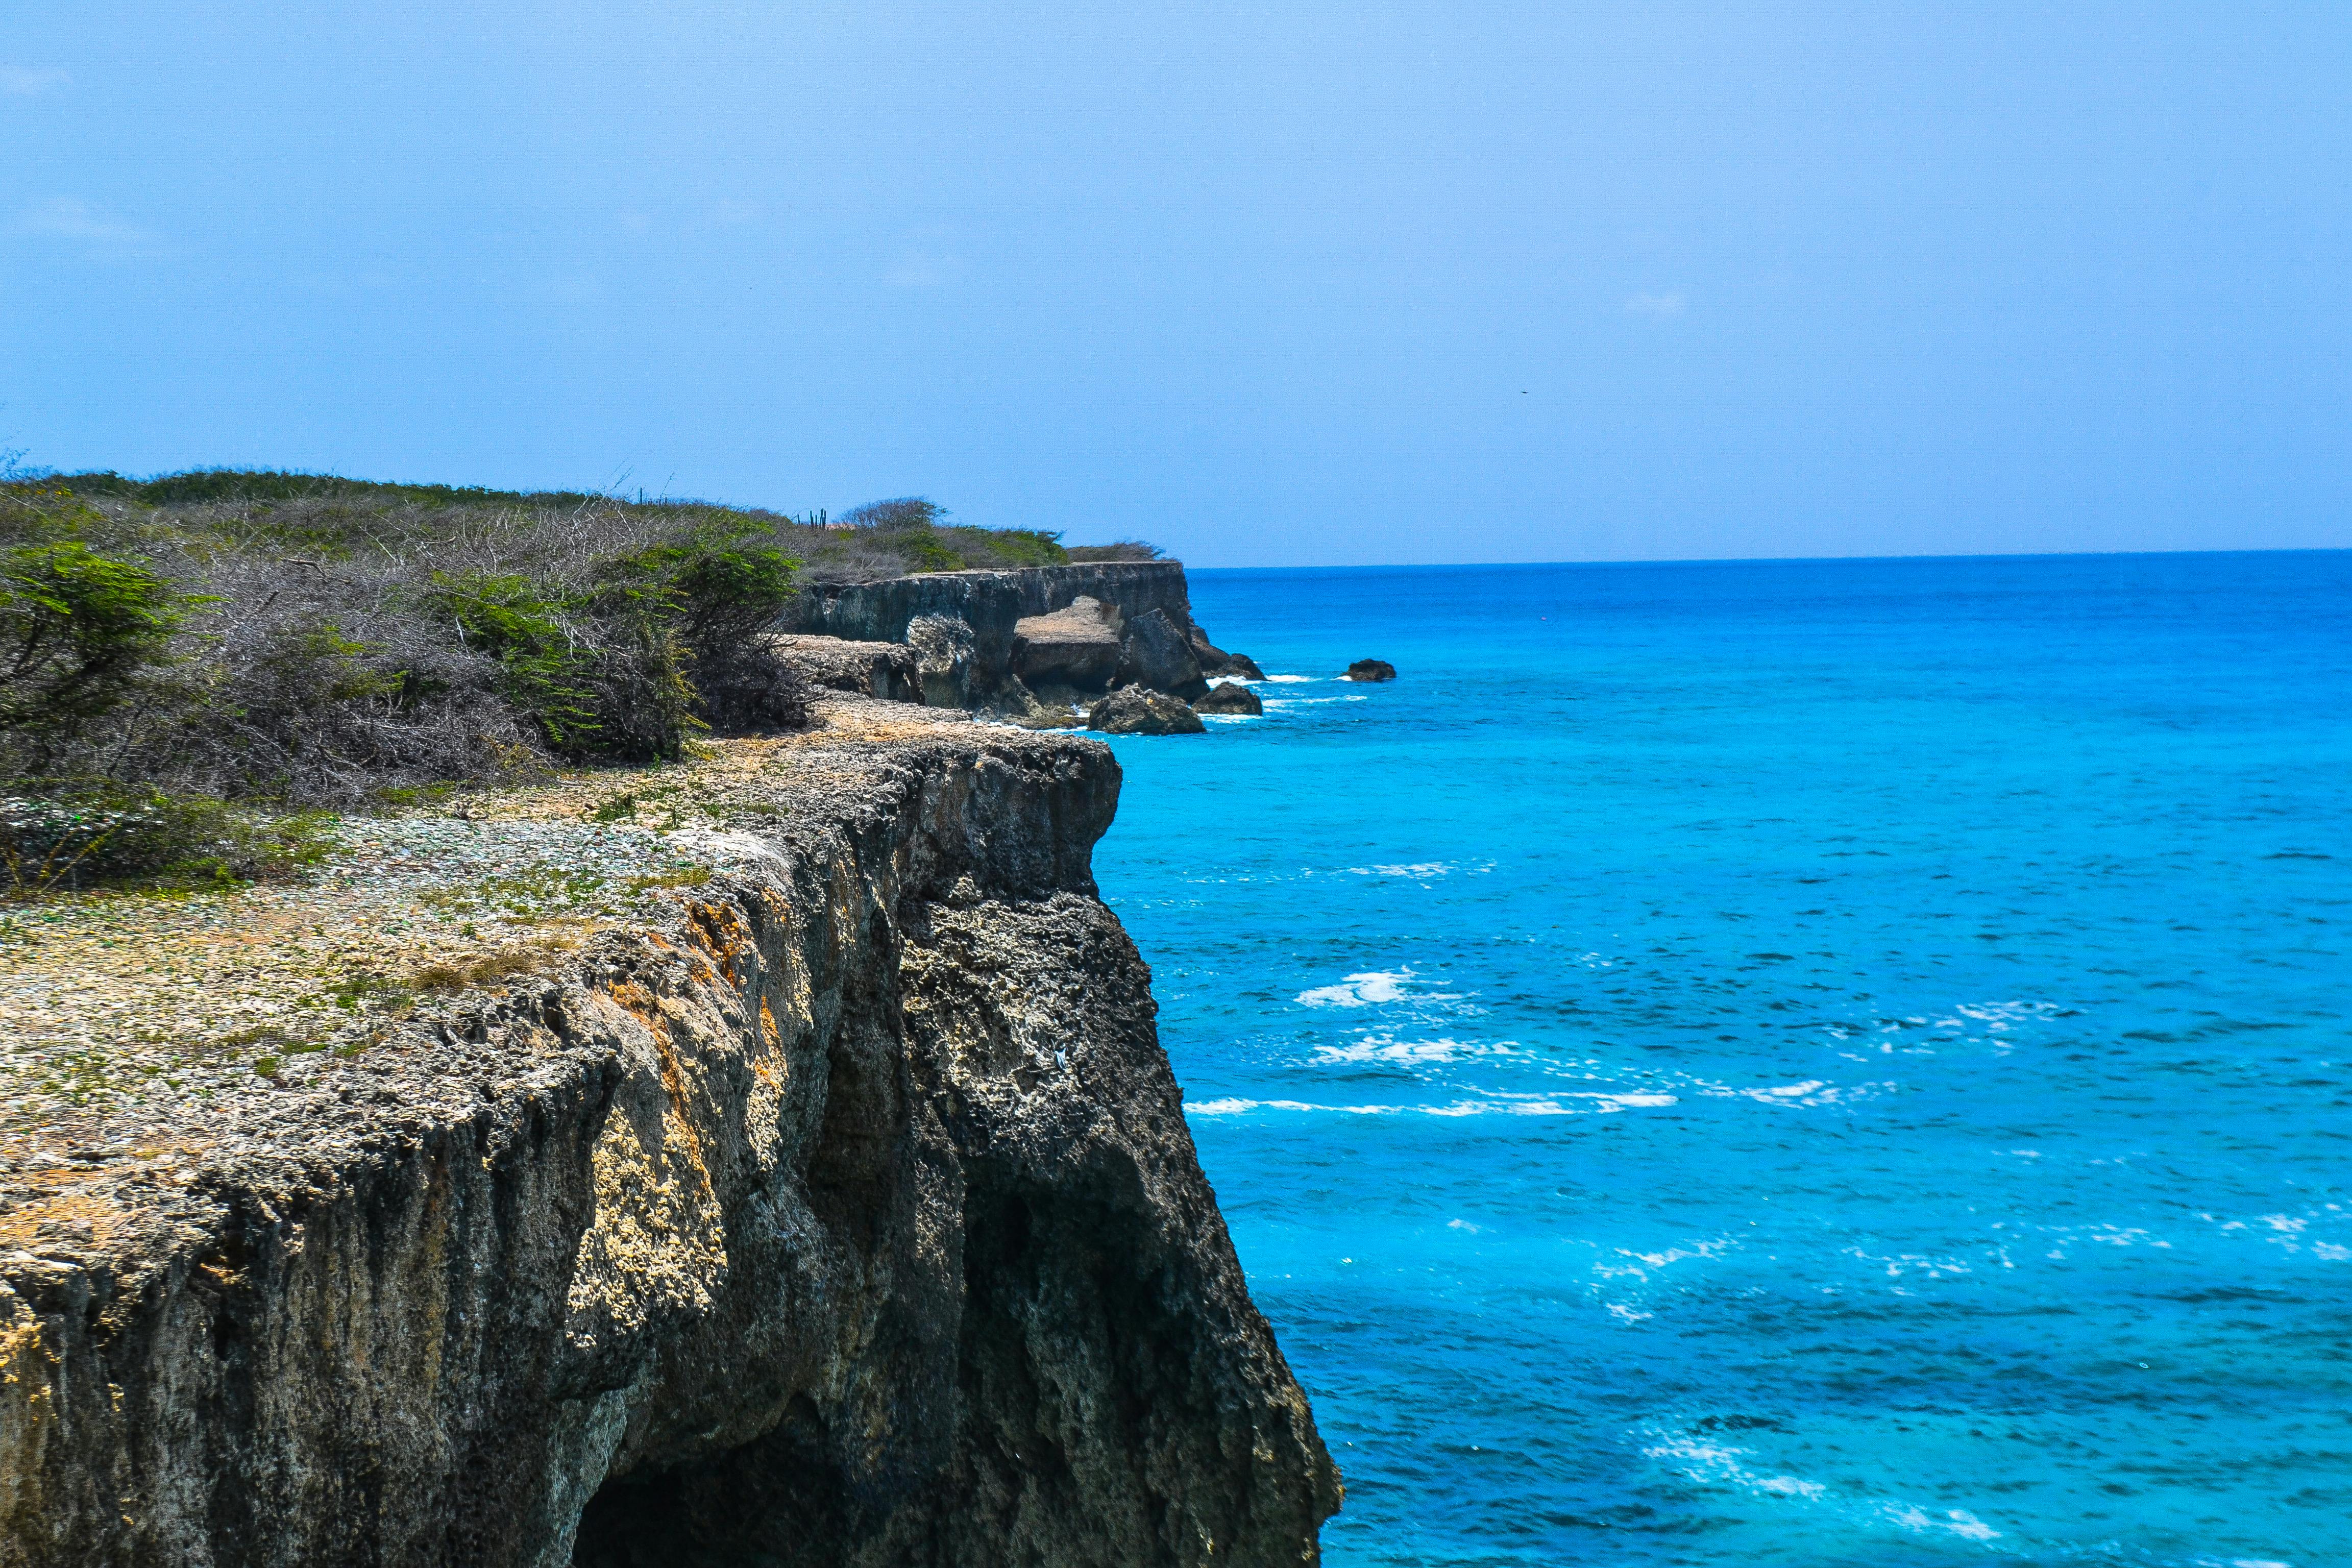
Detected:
[0,698,1339,1566]
[777,563,1258,716]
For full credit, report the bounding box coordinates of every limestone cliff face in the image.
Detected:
[778,565,1201,702]
[0,718,1339,1566]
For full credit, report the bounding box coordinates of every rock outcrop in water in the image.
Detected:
[1342,660,1395,683]
[1192,683,1263,717]
[1087,688,1208,736]
[1112,610,1210,704]
[0,701,1338,1566]
[1188,630,1264,682]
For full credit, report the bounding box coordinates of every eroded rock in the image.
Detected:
[1342,659,1396,682]
[1012,597,1124,692]
[906,614,981,706]
[1189,626,1265,681]
[769,634,922,702]
[783,564,1263,714]
[1113,609,1209,702]
[1192,682,1264,716]
[1087,688,1208,735]
[0,715,1336,1567]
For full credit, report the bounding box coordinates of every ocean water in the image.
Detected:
[1086,553,2352,1568]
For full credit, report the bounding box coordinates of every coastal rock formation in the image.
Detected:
[1011,598,1124,691]
[905,614,981,707]
[0,704,1337,1566]
[768,634,922,703]
[1188,629,1264,681]
[1113,610,1210,704]
[1342,659,1396,682]
[1192,682,1264,716]
[781,564,1257,711]
[1087,688,1208,736]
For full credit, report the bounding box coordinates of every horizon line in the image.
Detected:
[1181,545,2349,572]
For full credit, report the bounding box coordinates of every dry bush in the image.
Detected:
[2,475,814,810]
[5,470,1147,836]
[1065,540,1165,562]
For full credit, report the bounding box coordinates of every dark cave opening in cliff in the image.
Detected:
[569,1399,845,1568]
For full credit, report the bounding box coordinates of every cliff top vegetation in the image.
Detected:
[0,467,1164,895]
[47,471,1154,581]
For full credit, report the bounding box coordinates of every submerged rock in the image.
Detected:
[1343,658,1397,682]
[1088,686,1208,734]
[1192,681,1264,716]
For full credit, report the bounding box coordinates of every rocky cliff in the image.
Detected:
[776,565,1255,712]
[0,701,1339,1566]
[779,564,1199,663]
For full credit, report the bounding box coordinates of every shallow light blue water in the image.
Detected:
[1088,553,2352,1568]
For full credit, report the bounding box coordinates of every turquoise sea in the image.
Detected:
[1089,553,2351,1568]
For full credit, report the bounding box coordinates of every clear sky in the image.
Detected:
[5,4,2348,566]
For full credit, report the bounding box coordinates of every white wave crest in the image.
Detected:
[1314,1035,1490,1064]
[1297,970,1414,1007]
[1345,861,1458,879]
[1187,1091,1676,1118]
[1644,1429,2003,1545]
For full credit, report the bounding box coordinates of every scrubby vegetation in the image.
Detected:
[818,495,1075,575]
[1065,540,1165,562]
[0,467,1161,894]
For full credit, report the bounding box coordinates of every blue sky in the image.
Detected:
[4,3,2347,566]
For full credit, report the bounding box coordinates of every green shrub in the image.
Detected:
[1065,540,1164,562]
[905,532,965,573]
[420,517,803,763]
[591,518,805,741]
[982,528,1072,568]
[1,530,188,739]
[834,496,1071,573]
[0,781,337,896]
[427,572,605,752]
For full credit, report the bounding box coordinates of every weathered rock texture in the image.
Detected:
[780,565,1196,662]
[768,635,922,703]
[1113,611,1209,704]
[1185,630,1262,682]
[1010,599,1124,693]
[904,615,982,708]
[1192,683,1263,717]
[778,565,1257,709]
[1087,690,1208,737]
[0,704,1338,1567]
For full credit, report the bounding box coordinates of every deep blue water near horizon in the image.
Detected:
[1087,552,2351,1568]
